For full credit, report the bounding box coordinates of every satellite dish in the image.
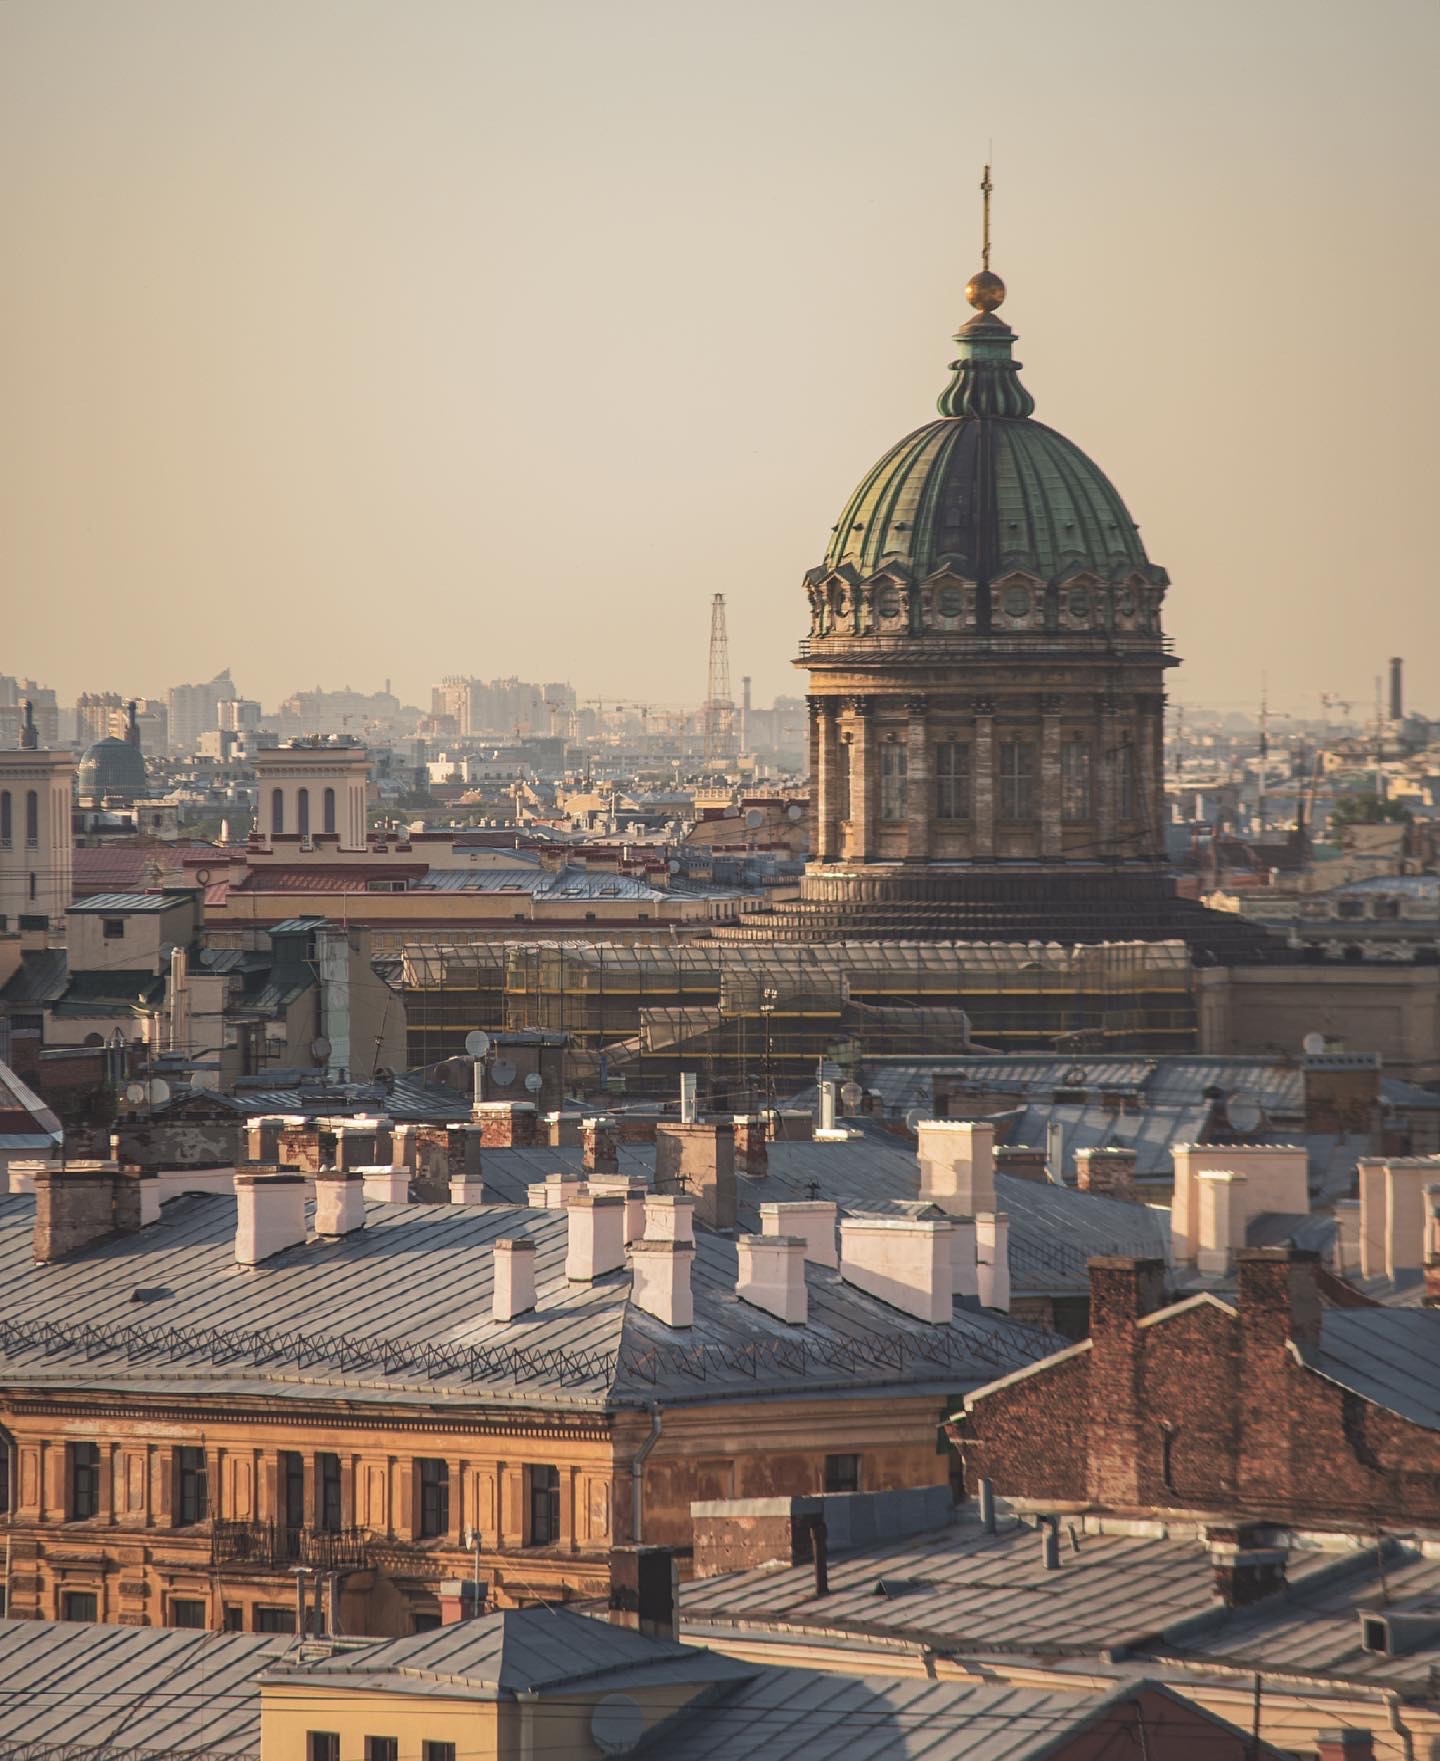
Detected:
[787,803,803,821]
[310,1036,332,1062]
[464,1030,492,1059]
[146,1079,171,1108]
[839,1081,863,1112]
[667,859,681,874]
[745,807,764,828]
[591,1694,645,1757]
[524,1072,544,1093]
[125,1083,147,1106]
[1302,1030,1327,1056]
[189,1070,209,1092]
[904,1106,925,1134]
[1226,1092,1263,1135]
[490,1059,517,1088]
[1062,1064,1087,1087]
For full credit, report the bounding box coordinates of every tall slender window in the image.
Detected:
[281,1450,305,1531]
[1115,744,1136,820]
[24,791,38,848]
[934,743,971,821]
[69,1444,101,1520]
[417,1459,448,1540]
[998,741,1035,821]
[1061,740,1092,822]
[318,1453,342,1533]
[878,742,908,821]
[270,789,284,837]
[176,1448,208,1526]
[323,787,337,835]
[0,791,10,847]
[837,738,852,823]
[297,788,310,839]
[528,1465,561,1546]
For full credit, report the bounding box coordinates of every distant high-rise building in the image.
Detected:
[75,691,125,748]
[0,678,60,751]
[168,670,238,755]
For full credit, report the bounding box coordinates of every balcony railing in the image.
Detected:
[211,1520,370,1572]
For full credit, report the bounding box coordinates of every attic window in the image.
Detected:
[102,919,125,940]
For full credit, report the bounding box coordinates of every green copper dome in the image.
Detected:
[822,310,1154,586]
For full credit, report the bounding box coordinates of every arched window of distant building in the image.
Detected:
[24,791,38,848]
[271,789,284,837]
[297,788,310,839]
[323,788,336,836]
[0,792,10,848]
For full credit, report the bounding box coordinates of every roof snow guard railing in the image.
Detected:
[0,1306,1054,1393]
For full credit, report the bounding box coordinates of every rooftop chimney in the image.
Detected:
[917,1120,995,1217]
[1085,1256,1169,1508]
[1424,1183,1440,1307]
[732,1115,768,1177]
[655,1122,735,1231]
[839,1216,951,1323]
[566,1191,626,1282]
[975,1212,1010,1312]
[1390,655,1404,723]
[589,1175,648,1245]
[1318,1733,1374,1761]
[1195,1170,1248,1275]
[1171,1144,1308,1268]
[1207,1523,1287,1607]
[314,1167,365,1237]
[631,1240,694,1327]
[759,1199,836,1268]
[471,1100,538,1147]
[679,1072,698,1125]
[361,1165,411,1204]
[608,1545,678,1644]
[527,1172,583,1209]
[581,1116,618,1175]
[32,1162,138,1264]
[245,1117,284,1165]
[1074,1146,1138,1200]
[818,1080,837,1133]
[391,1123,418,1172]
[643,1192,695,1244]
[492,1236,537,1321]
[235,1170,308,1265]
[736,1233,807,1324]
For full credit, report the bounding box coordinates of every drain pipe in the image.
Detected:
[631,1405,664,1544]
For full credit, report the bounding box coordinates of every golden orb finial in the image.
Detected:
[965,269,1006,313]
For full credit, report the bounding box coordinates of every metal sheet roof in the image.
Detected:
[1300,1308,1440,1431]
[67,891,192,912]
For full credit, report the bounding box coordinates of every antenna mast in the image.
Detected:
[980,162,993,271]
[703,593,735,767]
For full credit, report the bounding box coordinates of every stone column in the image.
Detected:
[848,697,875,862]
[972,699,995,858]
[1097,695,1120,857]
[905,697,930,861]
[1040,696,1063,858]
[811,697,839,863]
[1138,693,1163,857]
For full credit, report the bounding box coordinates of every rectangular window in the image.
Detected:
[70,1443,101,1520]
[255,1604,296,1634]
[176,1447,208,1526]
[1061,740,1092,822]
[365,1741,399,1761]
[0,1448,8,1514]
[281,1449,305,1531]
[318,1452,342,1534]
[307,1738,340,1761]
[934,742,971,821]
[423,1745,457,1761]
[837,737,851,823]
[1115,743,1136,820]
[878,741,908,821]
[998,740,1036,821]
[102,918,125,940]
[223,1604,244,1632]
[62,1591,98,1622]
[417,1458,449,1540]
[824,1453,861,1494]
[528,1464,561,1546]
[169,1598,207,1629]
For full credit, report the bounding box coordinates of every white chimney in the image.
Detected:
[839,1216,952,1323]
[527,1173,584,1210]
[1173,1143,1308,1268]
[235,1171,308,1265]
[314,1168,365,1237]
[392,1123,419,1173]
[759,1199,837,1269]
[566,1192,627,1282]
[1385,1158,1440,1282]
[643,1193,695,1244]
[819,1081,837,1133]
[950,1216,978,1300]
[450,1170,487,1203]
[493,1236,537,1321]
[361,1166,410,1204]
[631,1240,694,1327]
[1332,1197,1360,1275]
[590,1176,648,1245]
[679,1072,698,1125]
[1196,1170,1248,1275]
[737,1233,807,1324]
[975,1212,1010,1311]
[917,1120,995,1217]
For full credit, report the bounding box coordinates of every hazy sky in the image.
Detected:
[3,0,1437,717]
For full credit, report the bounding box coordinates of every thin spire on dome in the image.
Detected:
[937,162,1035,420]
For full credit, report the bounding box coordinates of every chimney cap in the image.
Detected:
[630,1238,695,1257]
[494,1235,538,1254]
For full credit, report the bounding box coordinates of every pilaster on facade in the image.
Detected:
[972,700,996,859]
[1039,697,1064,860]
[810,696,840,864]
[905,697,930,861]
[845,696,875,863]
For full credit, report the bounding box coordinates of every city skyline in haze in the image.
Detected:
[4,0,1437,716]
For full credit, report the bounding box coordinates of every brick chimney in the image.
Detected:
[630,1240,694,1327]
[581,1116,619,1175]
[1236,1247,1322,1513]
[235,1170,308,1265]
[245,1117,284,1164]
[608,1545,678,1643]
[736,1233,807,1324]
[438,1579,484,1623]
[566,1191,626,1282]
[917,1120,995,1217]
[1315,1732,1374,1761]
[1085,1256,1168,1508]
[472,1101,538,1147]
[1074,1146,1138,1200]
[759,1199,836,1269]
[839,1216,951,1323]
[655,1122,736,1231]
[547,1112,582,1147]
[32,1162,139,1264]
[994,1145,1049,1183]
[446,1123,484,1180]
[314,1167,365,1237]
[492,1236,537,1321]
[1207,1523,1287,1607]
[391,1123,418,1172]
[732,1115,769,1178]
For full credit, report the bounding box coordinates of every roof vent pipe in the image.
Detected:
[679,1072,698,1125]
[819,1081,837,1134]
